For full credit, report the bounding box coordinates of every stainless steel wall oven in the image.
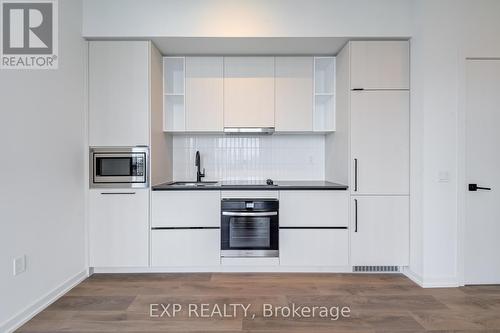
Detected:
[221,199,279,257]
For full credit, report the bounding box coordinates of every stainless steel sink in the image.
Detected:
[168,181,219,187]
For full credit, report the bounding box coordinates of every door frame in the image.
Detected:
[458,56,500,286]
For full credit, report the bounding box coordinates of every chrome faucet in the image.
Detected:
[195,151,205,182]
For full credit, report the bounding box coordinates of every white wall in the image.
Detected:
[172,135,325,182]
[409,0,500,287]
[82,0,412,38]
[0,1,87,330]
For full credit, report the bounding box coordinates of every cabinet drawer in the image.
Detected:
[280,229,348,266]
[152,229,220,267]
[221,191,278,199]
[280,191,348,227]
[152,191,220,227]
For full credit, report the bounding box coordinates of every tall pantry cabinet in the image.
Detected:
[88,41,168,268]
[331,41,410,267]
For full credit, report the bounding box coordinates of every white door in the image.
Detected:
[89,41,150,146]
[89,189,149,267]
[224,57,275,128]
[350,196,409,266]
[465,59,500,284]
[350,91,409,195]
[275,57,313,131]
[185,57,224,132]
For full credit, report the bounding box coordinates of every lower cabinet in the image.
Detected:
[350,196,409,266]
[280,191,348,227]
[89,189,149,267]
[280,229,349,266]
[152,229,220,266]
[152,191,220,227]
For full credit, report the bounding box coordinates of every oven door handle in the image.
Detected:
[222,211,278,217]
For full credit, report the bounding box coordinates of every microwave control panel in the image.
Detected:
[132,155,145,176]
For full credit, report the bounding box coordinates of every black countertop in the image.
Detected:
[152,180,348,191]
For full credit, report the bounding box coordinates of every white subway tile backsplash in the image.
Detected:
[172,134,325,181]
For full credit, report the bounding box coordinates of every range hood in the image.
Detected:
[223,127,275,135]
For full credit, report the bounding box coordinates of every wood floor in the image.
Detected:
[17,273,500,332]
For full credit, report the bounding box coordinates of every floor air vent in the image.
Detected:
[353,266,399,272]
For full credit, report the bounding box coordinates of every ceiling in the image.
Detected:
[150,37,351,56]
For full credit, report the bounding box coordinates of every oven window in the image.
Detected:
[96,157,132,176]
[229,217,270,248]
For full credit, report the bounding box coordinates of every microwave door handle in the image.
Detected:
[222,212,278,217]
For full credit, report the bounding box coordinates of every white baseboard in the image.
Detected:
[0,269,89,333]
[91,266,355,274]
[402,267,424,286]
[420,277,460,288]
[403,267,459,288]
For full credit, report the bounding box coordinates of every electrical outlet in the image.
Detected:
[438,171,450,183]
[13,255,26,276]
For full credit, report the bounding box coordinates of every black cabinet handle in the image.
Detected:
[354,158,358,192]
[100,192,136,195]
[354,199,358,233]
[468,184,492,191]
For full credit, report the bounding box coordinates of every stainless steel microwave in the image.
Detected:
[89,147,148,188]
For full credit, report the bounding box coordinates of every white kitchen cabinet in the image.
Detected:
[163,57,185,131]
[350,196,409,266]
[185,57,224,132]
[350,41,409,90]
[223,57,275,128]
[280,229,348,266]
[89,189,149,267]
[280,191,348,227]
[152,229,220,266]
[350,90,409,195]
[275,57,313,132]
[89,41,150,146]
[314,57,336,131]
[221,191,278,199]
[152,191,220,227]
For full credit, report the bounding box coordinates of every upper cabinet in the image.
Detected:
[163,57,185,131]
[163,56,335,133]
[89,41,150,146]
[275,57,313,132]
[224,57,275,128]
[314,57,336,131]
[185,57,224,132]
[163,57,224,132]
[350,41,409,90]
